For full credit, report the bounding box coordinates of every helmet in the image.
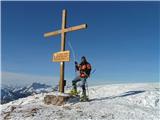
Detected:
[81,56,86,63]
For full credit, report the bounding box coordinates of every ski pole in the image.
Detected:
[86,80,89,98]
[85,69,96,99]
[91,69,96,76]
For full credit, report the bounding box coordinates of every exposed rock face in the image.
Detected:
[44,94,80,106]
[44,95,70,106]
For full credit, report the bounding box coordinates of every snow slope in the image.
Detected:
[0,83,159,120]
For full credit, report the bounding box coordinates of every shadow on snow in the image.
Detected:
[89,90,145,102]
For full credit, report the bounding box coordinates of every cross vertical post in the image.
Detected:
[59,9,67,93]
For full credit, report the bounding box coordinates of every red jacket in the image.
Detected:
[76,62,91,78]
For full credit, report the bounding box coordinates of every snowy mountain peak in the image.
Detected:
[27,82,51,90]
[1,82,53,104]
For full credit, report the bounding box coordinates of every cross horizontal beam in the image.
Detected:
[44,24,87,38]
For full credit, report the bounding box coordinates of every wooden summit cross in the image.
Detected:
[44,9,87,93]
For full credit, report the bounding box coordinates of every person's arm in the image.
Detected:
[75,61,79,71]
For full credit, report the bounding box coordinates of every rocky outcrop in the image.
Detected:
[44,94,80,106]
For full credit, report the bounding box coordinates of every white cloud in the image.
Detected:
[1,71,59,87]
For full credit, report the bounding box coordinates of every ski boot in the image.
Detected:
[80,91,89,102]
[69,89,80,96]
[80,95,89,102]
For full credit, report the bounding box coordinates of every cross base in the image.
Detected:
[44,93,80,106]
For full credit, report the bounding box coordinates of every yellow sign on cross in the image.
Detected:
[44,9,87,93]
[53,50,70,62]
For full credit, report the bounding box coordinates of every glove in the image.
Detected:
[75,61,78,65]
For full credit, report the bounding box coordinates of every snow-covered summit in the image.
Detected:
[1,83,159,120]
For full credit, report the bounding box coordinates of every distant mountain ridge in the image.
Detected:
[1,82,53,104]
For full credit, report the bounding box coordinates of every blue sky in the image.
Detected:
[1,1,159,86]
